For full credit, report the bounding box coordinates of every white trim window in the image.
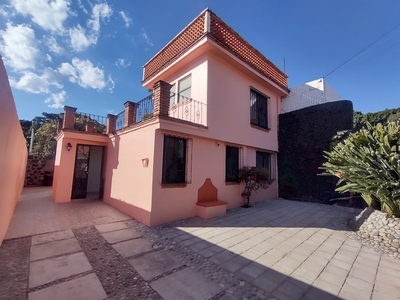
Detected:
[169,83,176,106]
[178,75,191,102]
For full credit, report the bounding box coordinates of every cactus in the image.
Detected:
[321,121,400,217]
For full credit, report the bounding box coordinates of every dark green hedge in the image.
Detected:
[278,100,353,202]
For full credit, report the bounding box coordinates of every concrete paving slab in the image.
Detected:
[95,222,128,233]
[235,262,266,281]
[31,230,75,245]
[29,252,92,288]
[28,273,106,300]
[101,228,141,244]
[5,187,131,240]
[150,268,222,300]
[128,250,184,280]
[339,283,373,300]
[112,238,153,258]
[218,295,239,300]
[30,238,81,261]
[220,255,251,273]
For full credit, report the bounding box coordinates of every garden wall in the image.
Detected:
[278,100,353,202]
[0,55,27,245]
[24,156,54,187]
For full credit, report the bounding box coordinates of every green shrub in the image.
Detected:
[238,166,273,207]
[320,121,400,217]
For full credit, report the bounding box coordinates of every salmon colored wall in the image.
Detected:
[103,123,158,226]
[151,52,281,151]
[145,49,283,226]
[206,53,281,151]
[0,55,27,245]
[164,54,208,125]
[149,129,278,226]
[52,132,108,203]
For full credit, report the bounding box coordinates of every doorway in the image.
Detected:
[71,144,104,200]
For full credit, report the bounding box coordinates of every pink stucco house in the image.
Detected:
[52,9,289,226]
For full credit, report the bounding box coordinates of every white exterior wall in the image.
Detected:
[281,78,343,114]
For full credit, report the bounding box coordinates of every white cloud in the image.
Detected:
[68,3,112,52]
[45,90,66,108]
[69,25,96,52]
[60,58,110,90]
[105,109,115,114]
[11,0,70,34]
[107,74,114,92]
[46,54,52,62]
[115,58,130,68]
[72,58,106,89]
[45,35,64,54]
[9,68,62,94]
[77,0,88,14]
[0,23,39,71]
[0,5,15,17]
[87,3,113,33]
[140,30,153,46]
[58,62,77,82]
[119,11,131,28]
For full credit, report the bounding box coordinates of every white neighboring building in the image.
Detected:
[281,78,343,114]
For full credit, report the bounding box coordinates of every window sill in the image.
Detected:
[161,183,187,188]
[225,181,240,185]
[250,124,271,132]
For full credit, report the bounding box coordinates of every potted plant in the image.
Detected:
[238,166,273,208]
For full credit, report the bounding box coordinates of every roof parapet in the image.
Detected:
[143,8,288,90]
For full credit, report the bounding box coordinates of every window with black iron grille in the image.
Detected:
[250,89,269,129]
[256,151,271,177]
[162,135,186,184]
[226,146,239,182]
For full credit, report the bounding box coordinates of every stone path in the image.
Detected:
[149,199,400,300]
[1,221,222,300]
[2,190,400,300]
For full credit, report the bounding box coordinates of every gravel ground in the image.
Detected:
[0,237,30,300]
[73,226,162,300]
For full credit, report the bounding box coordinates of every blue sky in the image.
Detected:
[1,0,400,121]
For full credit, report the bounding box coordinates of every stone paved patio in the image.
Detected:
[1,187,400,300]
[5,187,131,240]
[155,199,400,300]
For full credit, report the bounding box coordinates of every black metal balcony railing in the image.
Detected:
[114,93,206,131]
[75,112,107,133]
[169,93,206,125]
[115,95,155,131]
[115,110,125,131]
[136,94,154,123]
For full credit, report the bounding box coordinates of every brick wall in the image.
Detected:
[143,9,288,90]
[24,155,47,187]
[209,13,287,89]
[143,14,205,81]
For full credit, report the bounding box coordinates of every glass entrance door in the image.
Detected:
[71,145,90,199]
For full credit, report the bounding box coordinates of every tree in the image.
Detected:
[238,166,273,207]
[20,119,33,148]
[321,121,400,217]
[354,108,400,127]
[32,120,58,158]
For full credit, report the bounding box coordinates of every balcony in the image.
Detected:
[169,92,207,126]
[115,93,207,131]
